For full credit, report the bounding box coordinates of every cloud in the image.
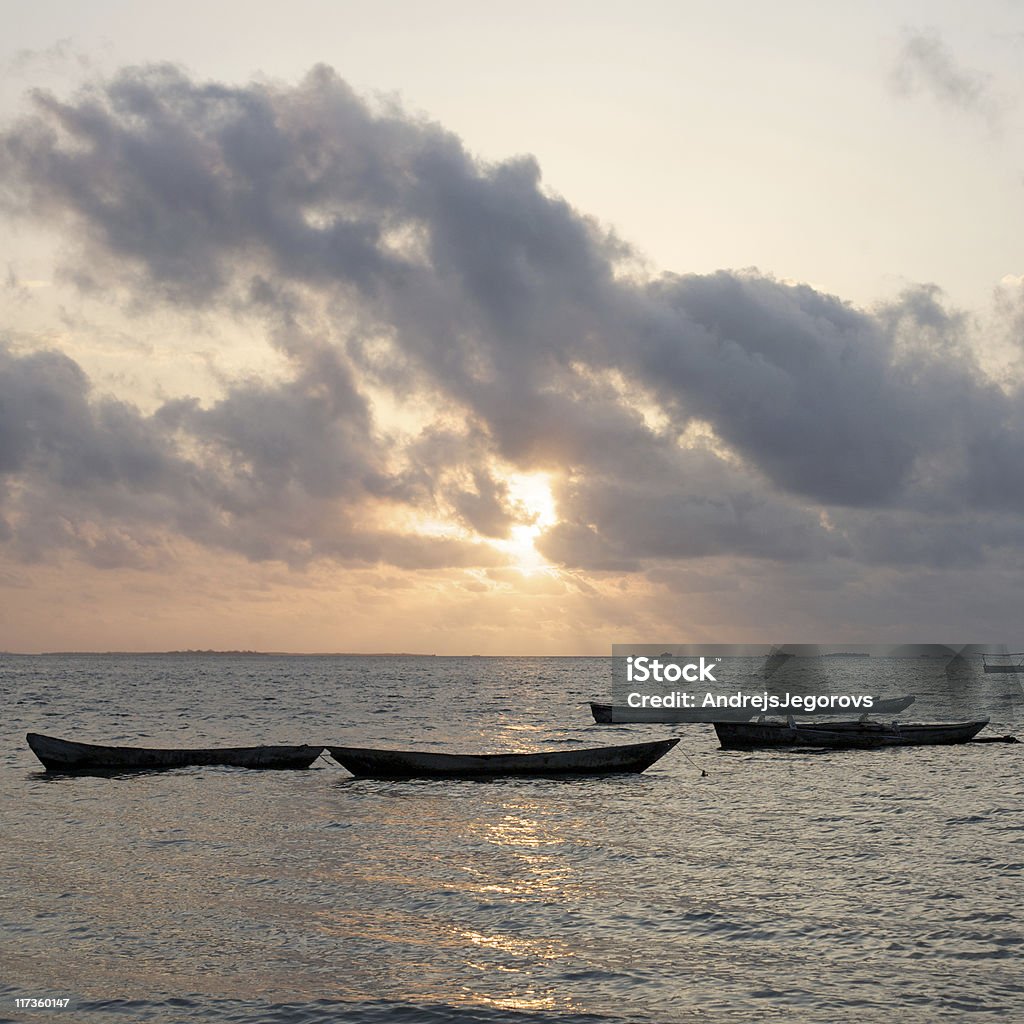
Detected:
[0,338,507,571]
[2,38,97,78]
[1,63,1023,593]
[889,28,1000,125]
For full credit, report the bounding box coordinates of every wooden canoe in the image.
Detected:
[982,654,1024,673]
[591,694,915,724]
[327,738,680,778]
[713,719,989,751]
[590,702,753,724]
[26,732,323,772]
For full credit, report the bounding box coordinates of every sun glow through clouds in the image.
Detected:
[495,472,558,575]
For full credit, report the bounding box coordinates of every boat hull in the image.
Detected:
[591,694,915,724]
[590,702,752,724]
[27,733,323,772]
[713,719,989,751]
[857,695,916,715]
[327,738,680,778]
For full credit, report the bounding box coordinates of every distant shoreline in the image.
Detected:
[0,650,610,658]
[0,648,998,658]
[3,650,442,657]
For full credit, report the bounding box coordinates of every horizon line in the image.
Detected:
[0,649,611,658]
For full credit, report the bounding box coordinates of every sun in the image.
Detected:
[495,472,558,574]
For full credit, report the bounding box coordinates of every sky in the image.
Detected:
[2,1,1024,653]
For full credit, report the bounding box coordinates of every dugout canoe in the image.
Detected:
[327,738,680,778]
[982,653,1024,673]
[26,732,323,772]
[589,703,753,724]
[590,694,916,724]
[713,718,989,751]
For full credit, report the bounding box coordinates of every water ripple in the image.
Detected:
[2,654,1023,1022]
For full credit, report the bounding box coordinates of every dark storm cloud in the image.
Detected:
[536,434,851,571]
[0,345,172,486]
[0,340,504,570]
[2,64,1024,577]
[635,274,919,505]
[447,470,519,539]
[165,345,378,502]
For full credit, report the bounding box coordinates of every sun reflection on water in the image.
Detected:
[460,929,569,961]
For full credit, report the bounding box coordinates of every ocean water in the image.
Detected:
[2,654,1023,1024]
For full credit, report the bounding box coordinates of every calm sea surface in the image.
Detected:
[2,655,1023,1023]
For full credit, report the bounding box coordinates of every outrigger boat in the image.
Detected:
[590,694,915,724]
[27,733,323,772]
[327,738,679,778]
[713,719,989,751]
[590,703,752,724]
[982,653,1024,674]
